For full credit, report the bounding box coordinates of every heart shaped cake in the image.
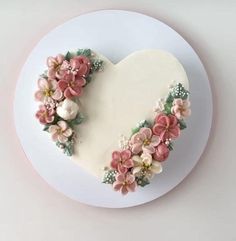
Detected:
[34,49,191,195]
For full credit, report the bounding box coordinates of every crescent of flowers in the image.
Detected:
[34,49,103,156]
[34,49,191,195]
[102,83,191,195]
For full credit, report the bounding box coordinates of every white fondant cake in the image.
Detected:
[72,49,189,177]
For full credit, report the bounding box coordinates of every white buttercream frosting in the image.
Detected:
[72,49,189,178]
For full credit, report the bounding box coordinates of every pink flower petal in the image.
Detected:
[126,182,136,192]
[111,159,118,169]
[142,145,155,154]
[126,174,135,183]
[63,128,73,137]
[77,65,89,77]
[118,164,127,174]
[75,77,86,87]
[57,121,68,131]
[120,150,131,160]
[140,127,152,139]
[58,80,68,91]
[52,88,63,100]
[64,88,73,98]
[48,68,56,79]
[151,135,160,146]
[47,57,56,68]
[113,182,123,191]
[112,151,121,162]
[58,134,68,143]
[121,186,129,195]
[35,90,44,102]
[48,125,59,134]
[152,124,164,136]
[131,143,143,154]
[52,133,59,142]
[45,115,54,123]
[116,174,125,182]
[168,126,180,139]
[123,159,134,168]
[38,78,49,90]
[49,79,58,90]
[130,132,145,144]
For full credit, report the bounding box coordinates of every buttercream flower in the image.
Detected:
[35,105,55,124]
[58,73,86,98]
[171,98,191,119]
[153,143,170,162]
[70,55,91,77]
[47,54,65,79]
[153,114,180,141]
[111,150,134,174]
[132,153,162,178]
[113,173,137,195]
[48,121,73,143]
[129,127,159,154]
[56,99,79,120]
[35,78,63,103]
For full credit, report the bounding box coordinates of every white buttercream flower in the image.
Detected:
[132,153,162,179]
[153,98,165,113]
[56,99,79,120]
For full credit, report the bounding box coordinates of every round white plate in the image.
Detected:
[14,10,212,208]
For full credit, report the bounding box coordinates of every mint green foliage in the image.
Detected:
[171,83,189,100]
[65,51,74,61]
[136,176,150,187]
[103,169,117,184]
[56,141,74,156]
[178,119,187,130]
[91,59,103,72]
[167,141,174,151]
[69,113,84,126]
[131,120,151,135]
[164,93,174,115]
[76,48,92,57]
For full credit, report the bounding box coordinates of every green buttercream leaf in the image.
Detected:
[136,176,150,187]
[65,51,73,61]
[43,125,50,131]
[77,48,91,57]
[171,83,189,100]
[178,119,187,130]
[103,169,117,184]
[70,113,85,126]
[91,59,103,72]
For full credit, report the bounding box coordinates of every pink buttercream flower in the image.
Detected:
[34,78,63,103]
[153,143,170,162]
[58,73,86,98]
[129,127,159,154]
[152,114,180,141]
[113,173,137,195]
[47,54,66,79]
[171,98,191,119]
[35,105,55,124]
[48,121,73,143]
[111,150,134,174]
[70,55,91,77]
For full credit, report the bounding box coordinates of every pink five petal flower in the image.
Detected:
[48,121,73,143]
[35,105,55,124]
[47,54,65,79]
[152,114,180,141]
[35,78,63,103]
[130,127,160,154]
[153,143,170,162]
[113,173,137,195]
[58,73,86,98]
[171,98,191,119]
[110,150,134,174]
[70,55,91,77]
